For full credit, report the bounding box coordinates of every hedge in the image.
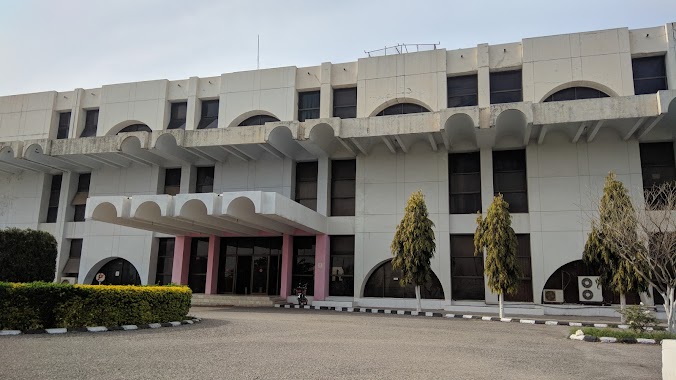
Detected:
[0,228,57,282]
[0,282,192,330]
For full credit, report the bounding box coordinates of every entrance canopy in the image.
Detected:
[86,191,326,236]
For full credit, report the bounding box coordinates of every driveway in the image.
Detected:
[0,307,661,379]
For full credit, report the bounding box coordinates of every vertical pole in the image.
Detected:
[313,234,330,301]
[171,236,192,285]
[205,236,220,295]
[280,234,293,299]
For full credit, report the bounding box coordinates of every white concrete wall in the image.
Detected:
[0,171,45,229]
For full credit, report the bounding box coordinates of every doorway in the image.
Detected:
[219,237,282,296]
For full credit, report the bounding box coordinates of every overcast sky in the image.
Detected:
[0,0,674,96]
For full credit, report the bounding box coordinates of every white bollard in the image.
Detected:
[664,340,676,380]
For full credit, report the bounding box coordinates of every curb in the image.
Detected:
[568,331,660,345]
[0,318,201,336]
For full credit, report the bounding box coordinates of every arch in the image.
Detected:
[370,98,432,117]
[444,112,478,149]
[117,124,151,134]
[239,115,280,127]
[85,257,141,286]
[178,198,210,219]
[229,110,281,129]
[225,196,258,215]
[494,109,528,148]
[362,259,444,299]
[107,120,152,136]
[543,87,610,103]
[539,81,619,103]
[89,201,120,222]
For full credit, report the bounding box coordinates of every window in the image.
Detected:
[57,112,70,139]
[188,238,209,293]
[505,235,533,302]
[239,115,280,126]
[329,236,355,297]
[163,168,181,195]
[80,109,99,137]
[197,100,219,129]
[376,103,430,116]
[167,102,187,130]
[72,173,90,222]
[295,161,318,211]
[449,152,481,214]
[450,235,485,300]
[117,124,151,134]
[195,166,214,193]
[447,75,478,108]
[46,174,62,223]
[632,56,668,95]
[292,236,316,296]
[363,259,444,299]
[298,91,320,122]
[543,87,609,102]
[62,239,82,277]
[493,149,528,213]
[640,142,676,193]
[333,88,357,119]
[331,160,355,216]
[490,70,522,104]
[155,238,174,286]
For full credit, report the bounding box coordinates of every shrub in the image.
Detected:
[572,327,676,342]
[617,303,659,332]
[0,282,192,330]
[0,228,57,282]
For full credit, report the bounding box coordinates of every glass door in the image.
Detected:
[252,256,268,294]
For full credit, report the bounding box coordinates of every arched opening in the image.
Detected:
[91,258,141,285]
[117,124,151,134]
[543,87,610,102]
[376,103,430,116]
[239,115,280,126]
[363,259,444,299]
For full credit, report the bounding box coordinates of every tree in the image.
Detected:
[391,190,436,312]
[474,194,520,319]
[583,173,647,322]
[0,228,58,282]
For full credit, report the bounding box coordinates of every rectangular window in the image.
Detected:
[450,235,485,300]
[168,102,187,130]
[195,166,214,193]
[447,75,478,108]
[331,160,356,216]
[632,56,668,95]
[155,238,175,285]
[505,234,533,302]
[490,70,522,104]
[640,142,676,204]
[57,112,71,139]
[163,168,181,195]
[333,88,357,119]
[295,161,318,211]
[62,239,82,277]
[80,109,99,137]
[292,236,315,296]
[188,238,209,293]
[449,152,481,214]
[298,91,320,122]
[493,149,528,213]
[197,100,219,129]
[72,173,90,222]
[46,174,62,223]
[329,235,354,297]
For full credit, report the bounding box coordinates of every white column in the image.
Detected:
[320,62,332,119]
[186,77,200,131]
[317,157,330,215]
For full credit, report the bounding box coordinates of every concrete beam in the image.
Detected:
[427,133,438,152]
[572,122,588,143]
[624,117,647,141]
[586,120,605,143]
[441,131,451,151]
[393,135,408,153]
[381,136,396,154]
[350,138,369,156]
[537,125,548,145]
[638,114,665,139]
[258,143,286,159]
[218,146,249,161]
[336,137,357,156]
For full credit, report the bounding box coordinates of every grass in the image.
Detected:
[571,327,676,342]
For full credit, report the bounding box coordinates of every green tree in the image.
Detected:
[474,194,520,319]
[0,228,57,282]
[391,190,436,312]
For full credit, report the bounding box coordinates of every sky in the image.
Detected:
[0,0,674,96]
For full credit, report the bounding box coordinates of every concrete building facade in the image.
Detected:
[1,23,676,316]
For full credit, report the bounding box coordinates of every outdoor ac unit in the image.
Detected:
[543,289,564,303]
[578,276,603,303]
[61,277,77,285]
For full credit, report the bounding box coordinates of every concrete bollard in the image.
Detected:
[665,340,676,380]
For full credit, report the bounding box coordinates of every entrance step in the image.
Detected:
[312,300,354,308]
[192,294,281,307]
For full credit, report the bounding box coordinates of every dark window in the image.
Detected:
[72,173,91,222]
[298,91,320,122]
[195,167,214,193]
[197,100,219,129]
[164,168,181,196]
[632,56,668,95]
[91,258,140,285]
[640,142,676,205]
[364,259,444,299]
[449,152,481,214]
[295,161,318,211]
[331,160,356,216]
[167,102,187,130]
[376,103,430,116]
[62,239,82,277]
[117,124,151,134]
[46,174,62,223]
[238,114,279,126]
[292,236,316,296]
[218,237,282,295]
[543,87,610,102]
[80,109,99,137]
[188,238,209,293]
[505,235,533,302]
[493,149,528,213]
[155,238,175,285]
[333,88,357,119]
[57,112,71,139]
[451,235,485,300]
[447,75,478,108]
[329,236,354,297]
[490,70,522,104]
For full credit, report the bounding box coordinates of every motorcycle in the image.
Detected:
[295,283,308,307]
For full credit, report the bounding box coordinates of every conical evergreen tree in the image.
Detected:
[391,190,436,312]
[474,194,520,318]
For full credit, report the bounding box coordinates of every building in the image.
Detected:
[1,23,675,316]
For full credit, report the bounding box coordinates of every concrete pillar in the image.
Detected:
[171,236,191,285]
[71,88,85,138]
[180,164,196,194]
[317,157,330,215]
[186,77,200,131]
[665,23,676,91]
[480,148,498,304]
[280,234,293,298]
[320,62,332,118]
[477,44,490,109]
[205,236,220,294]
[313,234,330,301]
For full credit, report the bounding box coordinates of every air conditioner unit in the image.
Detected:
[578,276,603,303]
[543,289,564,303]
[61,277,77,285]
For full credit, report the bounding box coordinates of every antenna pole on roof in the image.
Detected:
[257,35,260,70]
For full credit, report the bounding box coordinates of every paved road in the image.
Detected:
[0,307,661,379]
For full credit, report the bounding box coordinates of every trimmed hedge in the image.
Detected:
[0,282,192,330]
[0,228,57,282]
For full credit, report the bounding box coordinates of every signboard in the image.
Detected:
[95,272,106,285]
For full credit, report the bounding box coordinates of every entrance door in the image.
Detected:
[91,258,141,285]
[236,256,252,294]
[252,256,268,294]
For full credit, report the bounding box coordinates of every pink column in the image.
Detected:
[280,234,293,298]
[205,236,220,295]
[313,234,330,301]
[171,236,191,285]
